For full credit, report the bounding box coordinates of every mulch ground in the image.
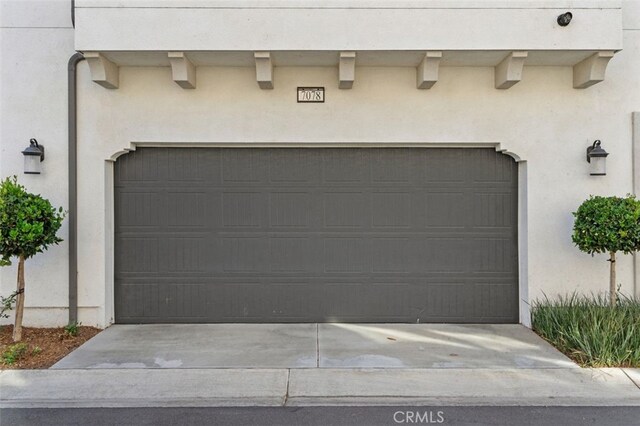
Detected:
[0,325,101,369]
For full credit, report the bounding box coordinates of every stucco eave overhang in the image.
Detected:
[74,0,622,10]
[74,2,623,53]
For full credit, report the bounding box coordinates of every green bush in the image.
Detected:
[0,176,65,264]
[0,291,18,318]
[532,293,640,368]
[0,176,65,342]
[572,195,640,306]
[64,322,81,337]
[1,342,28,365]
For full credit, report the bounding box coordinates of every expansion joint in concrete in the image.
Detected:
[622,369,640,391]
[283,369,291,406]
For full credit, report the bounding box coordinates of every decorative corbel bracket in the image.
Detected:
[339,52,356,89]
[417,51,442,89]
[84,52,119,89]
[168,52,196,89]
[573,51,615,89]
[254,52,273,90]
[495,51,528,90]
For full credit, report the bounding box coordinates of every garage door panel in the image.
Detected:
[423,150,466,183]
[371,238,409,273]
[414,282,468,320]
[471,238,517,273]
[322,150,368,183]
[116,237,159,274]
[424,192,468,228]
[414,238,470,273]
[115,148,163,183]
[266,282,315,320]
[473,281,519,321]
[320,282,368,319]
[370,149,417,184]
[322,282,414,322]
[364,283,413,320]
[470,149,517,183]
[116,191,162,229]
[165,283,209,319]
[371,192,411,228]
[472,192,516,228]
[323,192,367,228]
[221,282,265,320]
[222,237,268,273]
[222,149,268,183]
[269,192,311,228]
[164,237,207,273]
[167,191,207,228]
[115,148,518,324]
[324,238,369,273]
[269,150,321,183]
[222,191,265,228]
[167,149,209,182]
[116,283,162,320]
[269,237,314,273]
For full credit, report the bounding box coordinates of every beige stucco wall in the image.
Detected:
[0,0,74,326]
[1,0,640,327]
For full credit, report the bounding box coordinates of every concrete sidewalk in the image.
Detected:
[3,325,639,408]
[51,324,575,370]
[1,368,639,408]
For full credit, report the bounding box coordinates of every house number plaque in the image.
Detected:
[297,87,325,103]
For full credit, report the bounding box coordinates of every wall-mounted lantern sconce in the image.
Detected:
[22,138,45,174]
[586,140,608,176]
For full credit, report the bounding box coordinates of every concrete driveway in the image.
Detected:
[52,324,576,369]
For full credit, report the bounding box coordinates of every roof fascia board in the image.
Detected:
[75,0,622,10]
[75,6,623,52]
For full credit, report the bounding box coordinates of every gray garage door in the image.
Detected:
[114,148,518,323]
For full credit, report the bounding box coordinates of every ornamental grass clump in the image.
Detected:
[572,195,640,306]
[532,293,640,368]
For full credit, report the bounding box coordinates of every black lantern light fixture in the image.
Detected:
[586,140,608,176]
[22,138,45,174]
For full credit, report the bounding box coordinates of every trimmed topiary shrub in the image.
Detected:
[572,195,640,306]
[0,177,65,342]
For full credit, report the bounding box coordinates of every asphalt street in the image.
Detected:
[2,406,640,426]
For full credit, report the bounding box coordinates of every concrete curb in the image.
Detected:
[286,368,640,407]
[1,367,639,408]
[0,369,288,408]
